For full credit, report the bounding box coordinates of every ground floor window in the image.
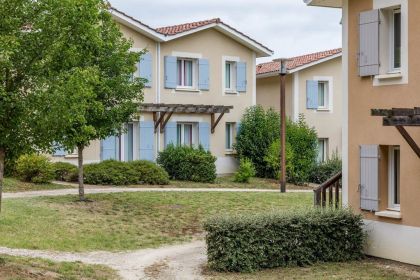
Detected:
[125,123,134,161]
[388,146,400,210]
[177,123,198,147]
[317,138,329,163]
[225,122,236,151]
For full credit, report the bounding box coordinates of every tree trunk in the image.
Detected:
[77,145,85,201]
[0,148,5,213]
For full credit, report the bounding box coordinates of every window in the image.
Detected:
[317,81,329,109]
[225,123,236,150]
[391,9,401,71]
[317,139,328,163]
[388,146,400,210]
[176,123,197,147]
[225,61,236,92]
[177,58,196,88]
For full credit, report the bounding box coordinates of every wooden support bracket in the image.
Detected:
[154,112,166,133]
[160,111,174,133]
[396,126,420,158]
[211,111,226,134]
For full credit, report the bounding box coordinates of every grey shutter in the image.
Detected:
[236,62,247,92]
[360,145,380,211]
[359,10,380,77]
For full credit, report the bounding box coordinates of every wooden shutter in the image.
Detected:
[139,121,154,161]
[306,80,319,109]
[236,62,247,92]
[139,52,153,88]
[164,122,177,147]
[198,122,210,151]
[360,145,380,211]
[101,136,119,161]
[164,56,177,89]
[359,10,380,77]
[198,59,210,90]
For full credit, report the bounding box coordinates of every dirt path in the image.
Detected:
[4,186,311,199]
[0,241,207,280]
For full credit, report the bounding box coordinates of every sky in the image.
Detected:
[108,0,342,63]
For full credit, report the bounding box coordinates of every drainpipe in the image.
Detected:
[156,42,161,159]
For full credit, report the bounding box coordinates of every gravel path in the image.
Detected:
[0,241,207,280]
[4,186,311,199]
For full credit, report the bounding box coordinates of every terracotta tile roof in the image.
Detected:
[256,48,342,76]
[156,18,221,35]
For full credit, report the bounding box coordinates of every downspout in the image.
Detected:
[156,42,161,159]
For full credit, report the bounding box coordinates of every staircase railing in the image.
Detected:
[313,171,342,208]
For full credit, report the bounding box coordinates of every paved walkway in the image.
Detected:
[4,186,312,199]
[0,241,207,280]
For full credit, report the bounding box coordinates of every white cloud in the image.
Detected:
[109,0,342,62]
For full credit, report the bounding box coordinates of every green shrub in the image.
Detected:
[157,144,217,183]
[310,153,342,184]
[263,139,295,180]
[235,105,280,177]
[15,154,54,184]
[84,160,169,186]
[52,162,78,182]
[205,208,365,272]
[127,160,169,185]
[234,158,256,183]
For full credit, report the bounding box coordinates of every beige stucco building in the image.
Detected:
[306,0,420,266]
[51,8,273,174]
[256,49,342,162]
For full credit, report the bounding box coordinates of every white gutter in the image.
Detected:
[304,0,342,8]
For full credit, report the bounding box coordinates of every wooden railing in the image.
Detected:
[314,171,342,208]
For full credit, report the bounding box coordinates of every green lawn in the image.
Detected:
[3,177,74,193]
[0,254,118,280]
[203,258,420,280]
[0,191,311,252]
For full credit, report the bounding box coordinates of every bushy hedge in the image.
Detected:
[234,158,256,183]
[15,154,54,184]
[84,160,169,185]
[310,153,342,184]
[263,139,294,180]
[52,162,78,182]
[205,208,365,272]
[157,144,216,183]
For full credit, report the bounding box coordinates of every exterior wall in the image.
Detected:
[256,57,343,159]
[345,0,420,265]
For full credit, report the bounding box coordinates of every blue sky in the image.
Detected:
[109,0,342,62]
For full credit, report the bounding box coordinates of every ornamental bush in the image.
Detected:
[157,144,217,183]
[263,139,295,180]
[52,162,78,182]
[309,152,342,184]
[15,154,54,184]
[234,158,256,183]
[83,160,169,185]
[205,208,365,272]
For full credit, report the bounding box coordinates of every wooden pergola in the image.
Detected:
[139,103,233,134]
[372,107,420,158]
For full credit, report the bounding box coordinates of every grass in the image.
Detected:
[0,191,311,252]
[3,177,74,193]
[0,254,119,280]
[203,258,420,280]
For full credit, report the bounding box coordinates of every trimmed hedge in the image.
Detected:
[157,144,217,183]
[83,160,169,185]
[52,162,78,182]
[310,154,342,184]
[15,154,54,184]
[204,208,365,272]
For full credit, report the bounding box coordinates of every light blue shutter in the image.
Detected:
[306,80,319,109]
[139,52,153,88]
[236,62,247,92]
[164,122,177,147]
[359,10,380,77]
[139,121,155,161]
[54,147,66,156]
[360,145,380,211]
[199,122,210,151]
[198,59,209,90]
[101,136,119,161]
[164,56,177,89]
[236,122,241,139]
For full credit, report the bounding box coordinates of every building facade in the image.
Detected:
[306,0,420,265]
[52,8,273,174]
[256,49,342,162]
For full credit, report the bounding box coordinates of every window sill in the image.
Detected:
[225,150,237,156]
[375,210,402,220]
[64,154,78,159]
[224,90,238,95]
[375,73,403,80]
[317,108,330,112]
[175,87,200,93]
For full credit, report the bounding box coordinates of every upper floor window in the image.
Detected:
[225,61,237,93]
[391,9,401,71]
[177,58,196,88]
[306,78,332,111]
[317,81,329,110]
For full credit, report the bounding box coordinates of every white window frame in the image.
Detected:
[176,58,198,90]
[176,122,198,147]
[317,138,329,163]
[389,8,402,73]
[317,81,329,110]
[224,61,237,93]
[313,76,333,112]
[222,56,240,96]
[225,122,235,151]
[388,146,401,211]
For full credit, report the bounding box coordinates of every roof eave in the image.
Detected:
[304,0,342,8]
